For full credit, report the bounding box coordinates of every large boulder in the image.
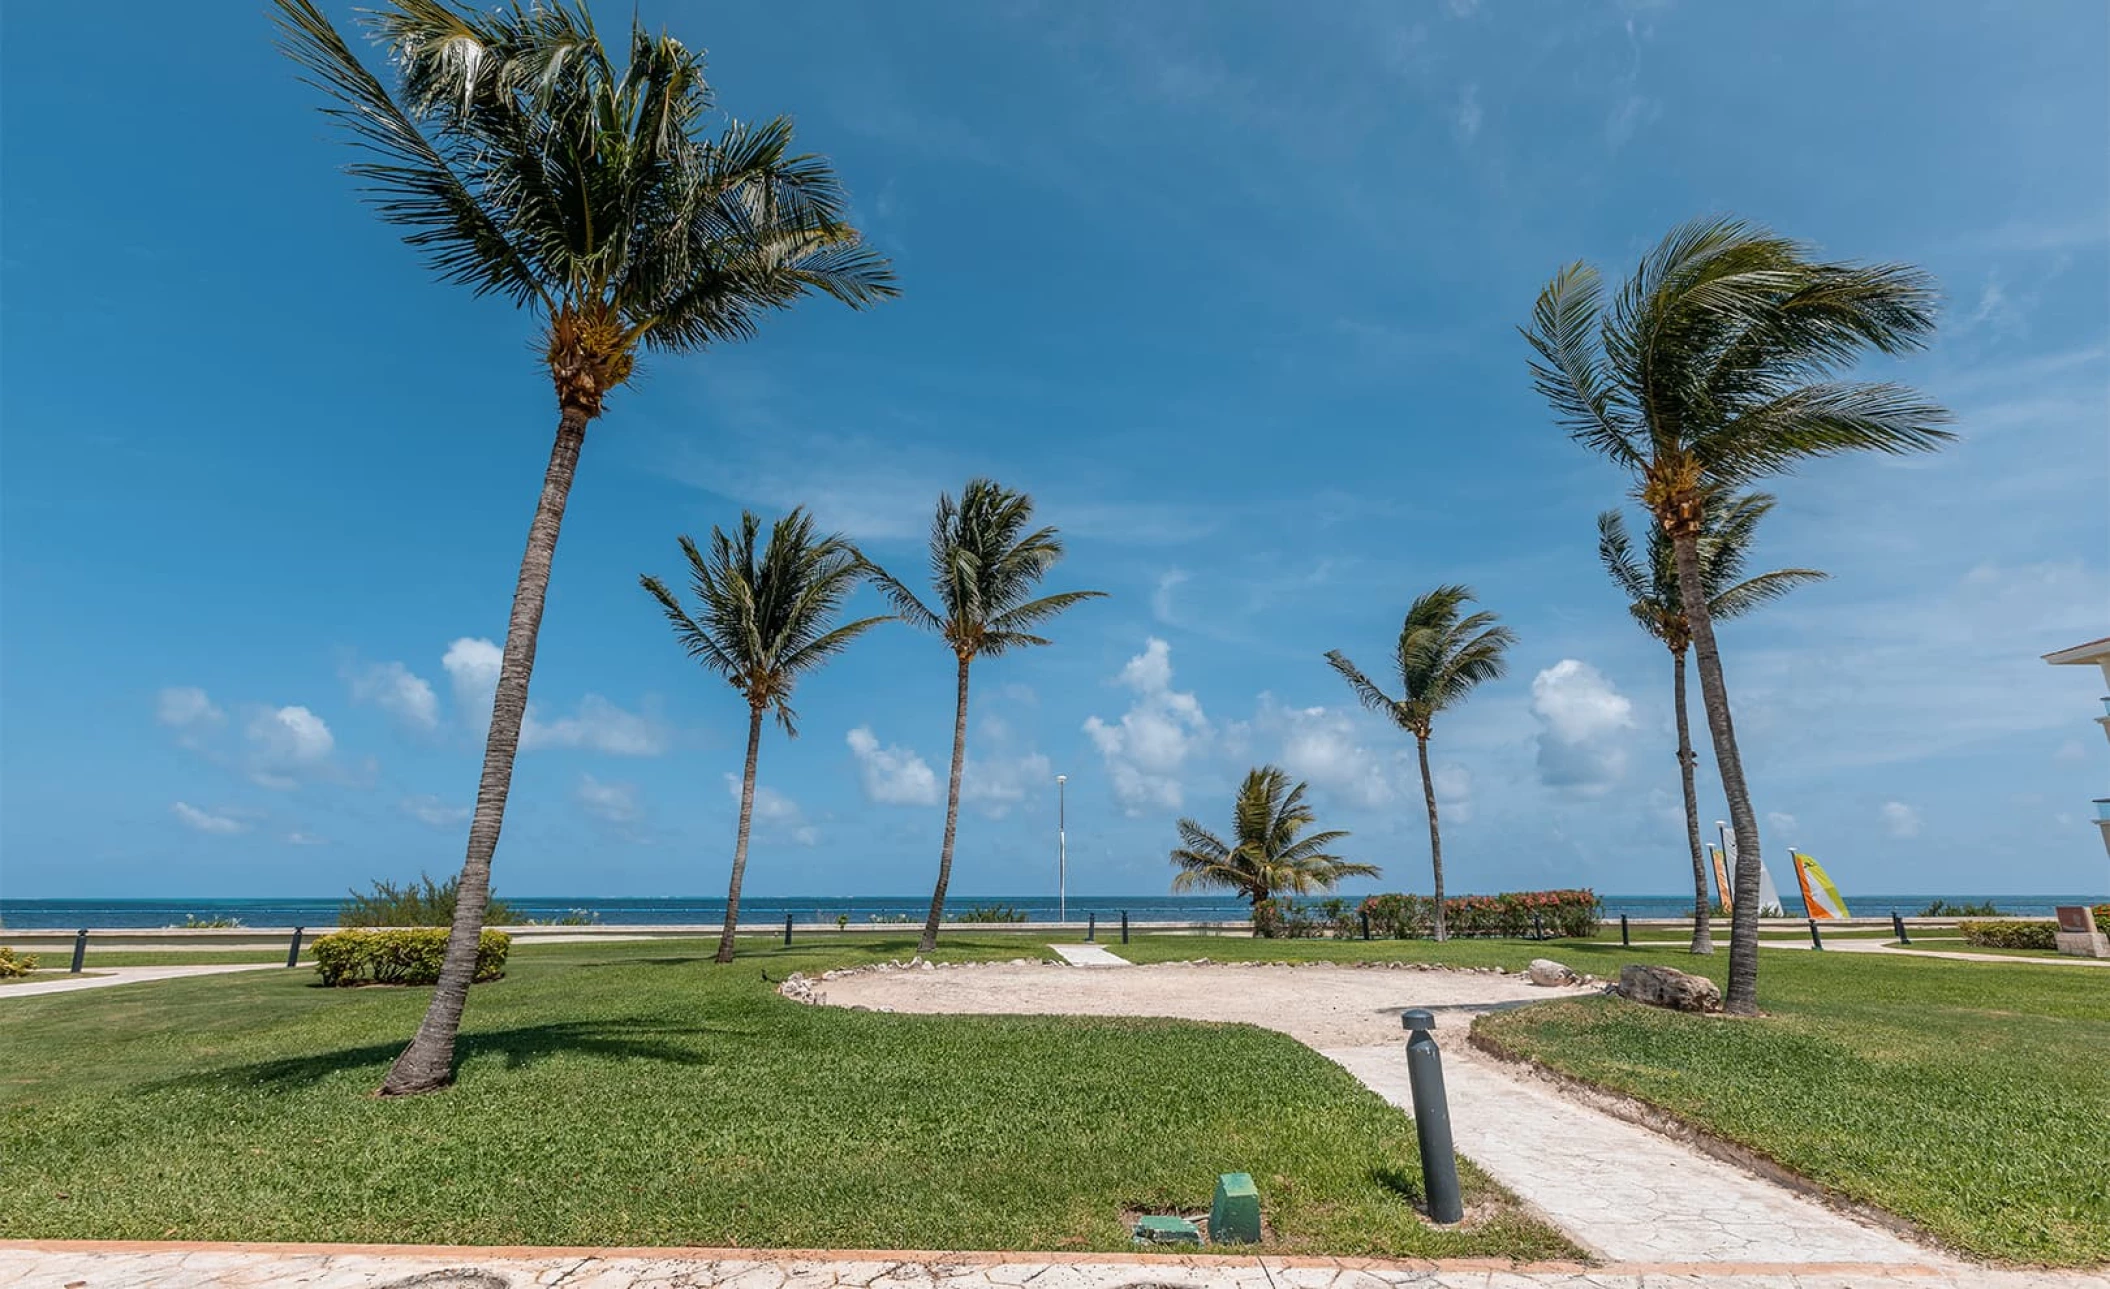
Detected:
[1527,958,1579,987]
[1617,964,1723,1013]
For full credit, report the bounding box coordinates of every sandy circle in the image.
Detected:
[811,961,1598,1048]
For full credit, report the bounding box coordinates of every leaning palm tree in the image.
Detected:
[275,0,896,1093]
[641,510,887,965]
[1598,493,1825,955]
[1525,216,1948,1013]
[861,480,1104,953]
[1326,585,1514,941]
[1170,766,1377,920]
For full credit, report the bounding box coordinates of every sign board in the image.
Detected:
[2055,905,2094,933]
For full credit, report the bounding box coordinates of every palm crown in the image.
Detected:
[640,510,887,735]
[1170,766,1376,905]
[1523,216,1949,529]
[1325,585,1515,738]
[274,0,897,415]
[863,479,1105,660]
[1596,493,1827,654]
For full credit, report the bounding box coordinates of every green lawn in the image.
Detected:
[1892,940,2074,960]
[0,935,1573,1260]
[1475,949,2110,1266]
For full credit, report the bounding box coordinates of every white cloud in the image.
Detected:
[846,726,941,806]
[1083,638,1211,815]
[577,774,641,826]
[172,801,247,835]
[962,748,1055,818]
[1531,659,1635,795]
[245,705,336,789]
[523,694,669,756]
[1255,696,1399,809]
[1767,811,1799,834]
[724,774,819,845]
[1430,761,1473,824]
[1151,569,1189,625]
[346,660,440,731]
[156,686,224,731]
[1881,801,1922,839]
[1452,83,1482,142]
[286,831,327,846]
[401,794,470,829]
[444,636,664,754]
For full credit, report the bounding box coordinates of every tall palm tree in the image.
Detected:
[861,480,1104,953]
[1170,765,1377,919]
[1524,216,1948,1013]
[641,510,887,965]
[274,0,896,1093]
[1597,493,1825,955]
[1326,585,1514,942]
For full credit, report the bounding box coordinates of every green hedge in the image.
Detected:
[1960,906,2110,951]
[1358,889,1603,939]
[311,928,509,987]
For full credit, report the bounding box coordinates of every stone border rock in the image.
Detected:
[1465,1026,1952,1258]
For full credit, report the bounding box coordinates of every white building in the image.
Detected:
[2043,635,2110,861]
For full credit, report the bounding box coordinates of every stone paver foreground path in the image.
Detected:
[1,1243,2099,1289]
[816,964,1938,1268]
[1049,943,1131,967]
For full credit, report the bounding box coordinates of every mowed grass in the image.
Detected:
[1473,949,2110,1266]
[0,935,1574,1260]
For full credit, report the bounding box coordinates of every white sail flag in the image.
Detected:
[1793,851,1852,920]
[1718,821,1786,916]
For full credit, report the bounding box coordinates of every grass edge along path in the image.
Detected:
[0,935,1578,1262]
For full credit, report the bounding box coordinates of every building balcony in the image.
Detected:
[2097,799,2110,824]
[2100,696,2110,719]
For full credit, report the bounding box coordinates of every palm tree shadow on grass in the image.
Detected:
[157,1019,742,1095]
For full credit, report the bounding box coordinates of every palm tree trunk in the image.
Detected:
[1669,529,1762,1014]
[380,407,588,1096]
[1673,647,1713,955]
[918,654,972,954]
[717,705,766,965]
[1417,734,1446,942]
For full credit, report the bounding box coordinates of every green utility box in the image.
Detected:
[1209,1172,1261,1244]
[1132,1214,1202,1244]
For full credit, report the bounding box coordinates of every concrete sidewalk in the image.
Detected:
[2,1243,2100,1289]
[0,963,280,999]
[1049,943,1132,967]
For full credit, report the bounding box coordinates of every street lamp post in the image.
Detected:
[1056,774,1067,924]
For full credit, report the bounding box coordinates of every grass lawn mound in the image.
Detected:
[0,935,1575,1261]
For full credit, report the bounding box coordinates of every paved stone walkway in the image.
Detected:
[1807,940,2110,968]
[1,1244,2099,1288]
[1049,943,1131,967]
[0,963,279,999]
[1325,1046,1932,1265]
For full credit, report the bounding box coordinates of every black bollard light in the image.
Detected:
[1891,910,1911,945]
[1532,912,1545,942]
[71,928,89,973]
[1087,912,1097,943]
[286,927,305,968]
[1620,913,1630,947]
[1121,911,1130,944]
[1401,1009,1464,1224]
[1808,917,1824,950]
[784,913,794,947]
[1361,910,1372,941]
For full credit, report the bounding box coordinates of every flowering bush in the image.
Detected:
[1357,889,1603,939]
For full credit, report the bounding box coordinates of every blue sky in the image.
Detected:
[2,1,2105,902]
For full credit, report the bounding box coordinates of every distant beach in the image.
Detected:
[2,893,2098,930]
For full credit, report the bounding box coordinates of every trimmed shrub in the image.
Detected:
[1961,909,2110,950]
[0,947,38,978]
[1358,889,1603,939]
[311,928,509,987]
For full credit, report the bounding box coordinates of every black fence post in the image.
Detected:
[1620,914,1630,946]
[286,927,304,968]
[1531,912,1545,942]
[1401,1009,1464,1224]
[1121,911,1130,944]
[1086,912,1096,942]
[1361,910,1372,941]
[1808,918,1824,950]
[784,914,794,948]
[71,928,89,973]
[1891,910,1911,944]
